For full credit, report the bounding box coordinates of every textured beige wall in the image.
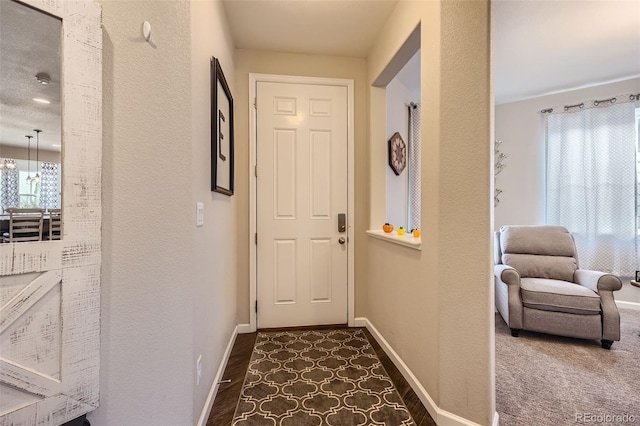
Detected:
[98,1,194,423]
[190,0,237,423]
[367,1,493,423]
[0,145,60,162]
[437,1,492,421]
[234,49,369,324]
[96,1,237,424]
[367,0,440,405]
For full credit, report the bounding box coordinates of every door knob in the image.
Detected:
[338,237,346,244]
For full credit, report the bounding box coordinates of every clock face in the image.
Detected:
[388,132,406,175]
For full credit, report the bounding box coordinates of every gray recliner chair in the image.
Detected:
[495,225,622,349]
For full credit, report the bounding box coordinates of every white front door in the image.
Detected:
[256,81,348,328]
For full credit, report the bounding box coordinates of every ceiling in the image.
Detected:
[0,0,61,152]
[222,0,640,104]
[222,0,399,58]
[2,0,636,154]
[493,0,640,104]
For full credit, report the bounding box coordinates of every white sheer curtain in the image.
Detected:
[39,161,60,209]
[1,159,19,210]
[545,95,639,276]
[407,104,421,231]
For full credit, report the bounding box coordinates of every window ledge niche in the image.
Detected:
[366,230,422,250]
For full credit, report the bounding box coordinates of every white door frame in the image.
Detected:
[248,73,355,332]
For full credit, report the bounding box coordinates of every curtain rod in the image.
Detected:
[541,93,640,114]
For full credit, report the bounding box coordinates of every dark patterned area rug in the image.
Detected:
[232,328,416,426]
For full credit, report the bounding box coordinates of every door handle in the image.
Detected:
[338,237,346,244]
[338,213,346,233]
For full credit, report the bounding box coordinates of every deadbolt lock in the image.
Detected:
[338,213,346,232]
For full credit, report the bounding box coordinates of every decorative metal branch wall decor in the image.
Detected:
[495,139,506,206]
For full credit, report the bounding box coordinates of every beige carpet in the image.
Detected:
[496,309,640,425]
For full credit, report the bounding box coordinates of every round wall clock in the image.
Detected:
[388,132,407,175]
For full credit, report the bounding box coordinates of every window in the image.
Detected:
[0,158,61,211]
[18,170,40,208]
[545,96,639,276]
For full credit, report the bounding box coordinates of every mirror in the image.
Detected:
[0,0,62,242]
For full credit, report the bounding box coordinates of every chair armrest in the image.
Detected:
[494,264,523,330]
[495,264,521,287]
[574,269,622,293]
[575,269,621,341]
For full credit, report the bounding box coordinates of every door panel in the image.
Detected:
[310,131,332,218]
[257,81,348,328]
[0,271,63,412]
[274,130,297,219]
[274,239,297,304]
[0,1,101,423]
[309,239,332,302]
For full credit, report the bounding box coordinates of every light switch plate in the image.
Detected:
[196,202,204,227]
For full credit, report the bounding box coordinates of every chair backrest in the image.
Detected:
[498,225,577,281]
[48,208,62,240]
[5,208,44,242]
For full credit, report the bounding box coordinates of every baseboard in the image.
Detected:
[362,318,486,426]
[237,323,254,334]
[616,300,640,311]
[353,317,367,327]
[196,325,238,426]
[493,411,499,426]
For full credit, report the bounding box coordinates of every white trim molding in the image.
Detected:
[237,323,253,334]
[196,326,238,426]
[353,317,368,327]
[366,230,422,250]
[248,73,356,331]
[362,318,488,426]
[616,300,640,311]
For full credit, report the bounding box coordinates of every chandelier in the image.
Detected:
[34,129,42,184]
[26,135,33,184]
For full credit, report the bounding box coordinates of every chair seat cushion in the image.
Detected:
[521,278,601,315]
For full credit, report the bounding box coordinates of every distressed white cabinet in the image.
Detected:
[0,1,102,424]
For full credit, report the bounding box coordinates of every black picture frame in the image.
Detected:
[211,57,234,195]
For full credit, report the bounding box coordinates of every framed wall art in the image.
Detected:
[211,57,234,195]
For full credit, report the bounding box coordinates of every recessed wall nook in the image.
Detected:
[367,25,422,250]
